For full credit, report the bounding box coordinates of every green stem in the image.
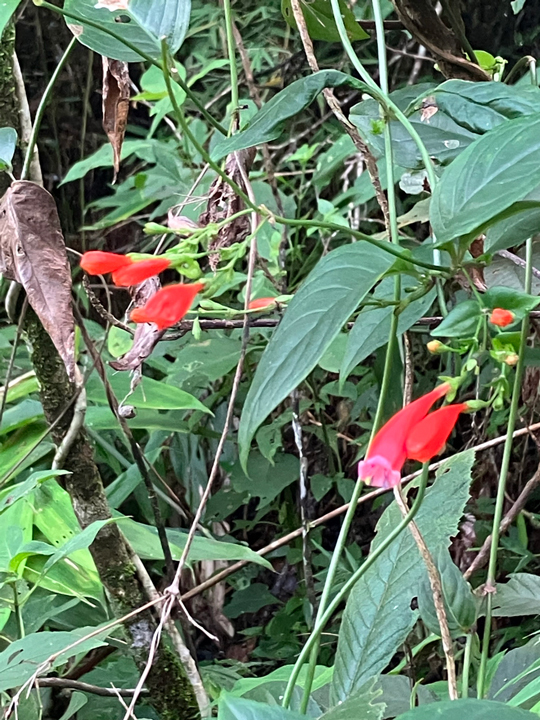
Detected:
[34,0,227,135]
[21,36,77,180]
[462,631,474,698]
[283,463,431,709]
[222,0,239,131]
[477,237,533,697]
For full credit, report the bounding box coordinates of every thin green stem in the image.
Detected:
[283,463,431,709]
[21,36,77,180]
[462,631,474,698]
[34,0,227,135]
[477,237,533,697]
[222,0,239,131]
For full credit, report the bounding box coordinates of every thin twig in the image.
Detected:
[292,392,316,614]
[464,461,540,580]
[35,678,146,698]
[131,554,210,717]
[52,384,86,470]
[395,485,458,700]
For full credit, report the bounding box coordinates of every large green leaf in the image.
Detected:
[489,638,540,706]
[340,281,436,381]
[485,207,540,252]
[430,114,540,244]
[0,423,53,483]
[218,694,305,720]
[85,406,191,432]
[320,679,384,719]
[493,574,540,617]
[86,367,209,412]
[212,70,367,161]
[0,1,21,39]
[0,470,68,513]
[238,242,394,467]
[332,451,474,702]
[395,699,537,719]
[351,80,540,172]
[0,127,17,171]
[0,399,44,436]
[61,139,156,184]
[64,0,191,62]
[119,515,271,568]
[0,627,111,692]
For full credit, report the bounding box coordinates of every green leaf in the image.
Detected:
[485,207,540,252]
[85,406,191,432]
[395,699,537,719]
[58,692,88,720]
[281,0,368,42]
[483,286,540,316]
[0,399,44,435]
[231,452,299,509]
[431,300,481,338]
[85,367,210,413]
[0,470,69,514]
[417,547,477,637]
[0,1,21,39]
[224,583,280,619]
[0,627,111,692]
[430,114,540,244]
[119,515,271,568]
[320,679,384,719]
[0,126,17,171]
[238,242,394,467]
[332,451,475,702]
[218,694,306,720]
[341,281,436,381]
[61,139,155,184]
[0,424,53,483]
[64,0,191,62]
[489,637,540,705]
[431,80,540,135]
[212,70,368,161]
[493,574,540,617]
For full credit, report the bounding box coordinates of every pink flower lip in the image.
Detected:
[358,455,401,489]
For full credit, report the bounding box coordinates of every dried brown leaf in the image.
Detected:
[102,58,131,181]
[0,181,76,381]
[109,276,166,372]
[199,148,256,270]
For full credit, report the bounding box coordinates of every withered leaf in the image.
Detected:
[199,147,256,271]
[110,276,165,372]
[102,57,131,181]
[0,181,76,381]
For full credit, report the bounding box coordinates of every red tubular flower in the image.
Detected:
[248,297,277,311]
[112,257,171,287]
[358,383,464,488]
[489,308,515,327]
[405,403,467,463]
[130,283,204,330]
[80,251,132,275]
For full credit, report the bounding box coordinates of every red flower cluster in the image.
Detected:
[80,251,204,330]
[358,383,466,488]
[489,307,515,328]
[80,251,171,287]
[131,283,205,330]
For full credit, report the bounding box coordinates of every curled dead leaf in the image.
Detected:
[102,58,131,181]
[0,181,76,381]
[109,276,166,372]
[167,212,200,233]
[199,148,256,270]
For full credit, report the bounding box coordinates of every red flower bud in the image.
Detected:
[248,297,277,312]
[130,283,204,330]
[112,257,171,287]
[80,251,131,275]
[489,308,515,327]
